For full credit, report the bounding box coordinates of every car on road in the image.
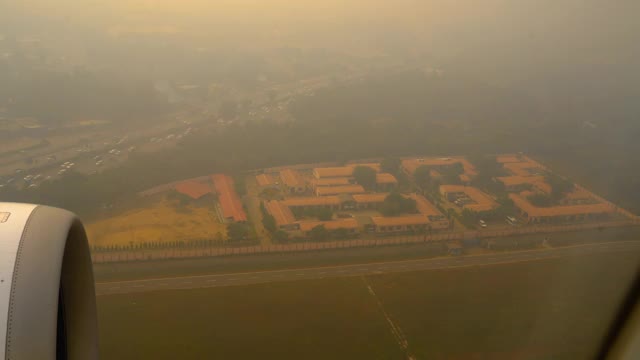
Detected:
[479,220,487,228]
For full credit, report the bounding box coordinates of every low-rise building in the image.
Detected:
[407,193,450,230]
[376,173,398,191]
[509,193,615,224]
[298,218,360,237]
[174,180,212,200]
[496,176,551,194]
[283,196,342,211]
[256,173,279,191]
[211,174,248,222]
[315,185,366,197]
[371,215,430,233]
[401,157,477,177]
[352,193,389,210]
[264,200,299,231]
[280,169,306,194]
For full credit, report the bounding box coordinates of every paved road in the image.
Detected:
[96,241,640,296]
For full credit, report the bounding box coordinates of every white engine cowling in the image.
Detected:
[0,203,98,359]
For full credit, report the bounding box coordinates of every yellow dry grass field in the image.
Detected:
[86,200,226,247]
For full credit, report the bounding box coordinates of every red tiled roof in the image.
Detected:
[376,173,398,184]
[211,174,247,222]
[298,218,359,232]
[406,193,443,217]
[283,196,342,207]
[313,177,352,187]
[174,181,212,200]
[510,193,615,217]
[265,200,295,227]
[256,174,277,187]
[315,185,365,196]
[352,193,389,204]
[280,169,305,188]
[371,215,430,227]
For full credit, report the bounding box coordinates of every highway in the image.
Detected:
[95,241,640,296]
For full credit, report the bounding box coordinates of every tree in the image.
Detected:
[273,230,289,243]
[332,228,351,240]
[380,192,417,216]
[528,193,554,207]
[546,173,574,201]
[262,212,277,233]
[315,207,333,221]
[414,165,432,189]
[309,225,329,242]
[353,166,377,190]
[227,222,249,241]
[381,157,401,175]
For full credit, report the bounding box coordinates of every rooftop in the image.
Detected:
[371,215,429,227]
[280,169,305,188]
[401,157,477,177]
[315,185,366,196]
[510,193,615,217]
[313,163,380,178]
[211,174,247,222]
[406,193,444,217]
[256,173,278,187]
[298,218,359,232]
[376,173,398,184]
[496,175,552,194]
[313,177,352,187]
[265,200,296,226]
[174,180,212,200]
[352,193,389,203]
[496,155,523,163]
[283,196,342,207]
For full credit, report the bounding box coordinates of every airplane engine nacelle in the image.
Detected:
[0,203,98,360]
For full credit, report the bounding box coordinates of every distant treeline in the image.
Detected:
[2,70,638,218]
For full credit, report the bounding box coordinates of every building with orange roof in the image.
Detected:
[371,215,430,233]
[280,169,306,194]
[401,157,477,177]
[174,180,212,200]
[313,164,380,179]
[376,173,398,191]
[283,196,342,211]
[440,185,499,213]
[496,155,523,163]
[346,163,381,172]
[496,176,551,194]
[313,167,355,179]
[352,193,389,210]
[256,173,279,189]
[211,174,248,222]
[312,177,353,188]
[509,193,615,223]
[298,218,359,236]
[315,185,365,197]
[265,200,298,230]
[406,193,450,229]
[503,160,545,177]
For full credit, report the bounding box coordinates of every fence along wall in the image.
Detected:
[91,219,640,263]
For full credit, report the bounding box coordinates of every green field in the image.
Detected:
[98,250,640,359]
